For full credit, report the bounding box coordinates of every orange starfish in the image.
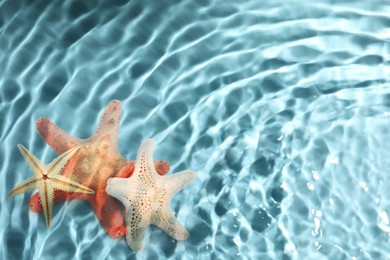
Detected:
[29,100,169,238]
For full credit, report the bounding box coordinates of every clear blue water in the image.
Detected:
[1,0,390,259]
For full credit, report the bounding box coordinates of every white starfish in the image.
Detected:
[8,144,95,227]
[106,139,195,251]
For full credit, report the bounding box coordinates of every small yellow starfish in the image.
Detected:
[8,144,95,227]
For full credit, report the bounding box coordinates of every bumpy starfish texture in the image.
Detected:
[28,100,170,238]
[8,145,94,227]
[106,139,195,251]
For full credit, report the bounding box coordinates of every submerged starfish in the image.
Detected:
[29,100,170,238]
[8,145,94,227]
[106,139,195,251]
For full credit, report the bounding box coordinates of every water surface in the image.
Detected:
[1,0,390,259]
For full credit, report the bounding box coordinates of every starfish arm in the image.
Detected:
[106,177,132,205]
[90,191,126,238]
[91,100,121,154]
[38,181,54,227]
[46,146,80,176]
[164,170,196,197]
[8,177,40,198]
[153,208,190,240]
[17,144,46,177]
[29,191,71,212]
[51,175,95,194]
[125,205,147,251]
[133,139,158,179]
[36,118,81,154]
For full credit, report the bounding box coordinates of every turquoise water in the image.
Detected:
[1,0,390,259]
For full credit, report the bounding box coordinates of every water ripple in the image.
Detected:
[1,0,390,259]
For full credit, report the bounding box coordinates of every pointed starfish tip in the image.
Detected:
[35,117,51,131]
[7,192,13,200]
[110,99,121,105]
[16,143,24,150]
[36,117,45,124]
[106,100,122,114]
